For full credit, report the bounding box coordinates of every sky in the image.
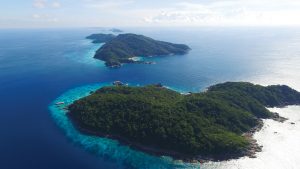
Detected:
[1,0,300,28]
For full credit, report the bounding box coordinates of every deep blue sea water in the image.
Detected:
[1,27,300,169]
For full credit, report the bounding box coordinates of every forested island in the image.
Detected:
[87,33,190,67]
[67,82,300,161]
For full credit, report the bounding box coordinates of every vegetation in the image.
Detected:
[86,33,116,43]
[68,82,300,159]
[93,33,190,67]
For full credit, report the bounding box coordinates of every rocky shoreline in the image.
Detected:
[241,119,264,159]
[240,112,288,159]
[65,106,288,164]
[107,60,156,68]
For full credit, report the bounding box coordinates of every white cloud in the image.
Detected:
[32,14,41,19]
[33,0,47,9]
[143,1,300,26]
[84,0,134,10]
[32,13,59,22]
[31,0,61,24]
[51,2,61,8]
[33,0,61,9]
[26,0,300,27]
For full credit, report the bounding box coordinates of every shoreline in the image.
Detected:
[66,107,288,163]
[59,82,299,164]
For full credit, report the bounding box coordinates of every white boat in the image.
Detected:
[113,81,124,86]
[55,102,65,105]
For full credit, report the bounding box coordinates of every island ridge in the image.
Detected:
[87,33,190,67]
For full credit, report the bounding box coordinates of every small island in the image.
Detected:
[88,33,190,67]
[67,82,300,161]
[109,28,123,33]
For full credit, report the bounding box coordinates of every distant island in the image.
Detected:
[109,28,123,33]
[67,82,300,162]
[87,33,190,67]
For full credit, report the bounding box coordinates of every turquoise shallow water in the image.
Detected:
[49,83,202,169]
[64,40,105,67]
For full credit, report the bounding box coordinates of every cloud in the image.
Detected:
[33,0,47,9]
[143,1,300,26]
[32,13,59,22]
[84,0,134,10]
[33,0,61,9]
[26,0,300,27]
[51,2,61,8]
[32,14,41,19]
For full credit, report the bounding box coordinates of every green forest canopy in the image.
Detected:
[68,82,300,158]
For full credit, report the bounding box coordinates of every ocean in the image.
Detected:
[0,27,299,169]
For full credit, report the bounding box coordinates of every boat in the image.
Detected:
[113,81,124,86]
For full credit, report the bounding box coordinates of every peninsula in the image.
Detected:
[86,33,116,44]
[89,33,190,67]
[67,82,300,161]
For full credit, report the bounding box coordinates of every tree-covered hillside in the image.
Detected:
[94,33,190,67]
[68,82,300,159]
